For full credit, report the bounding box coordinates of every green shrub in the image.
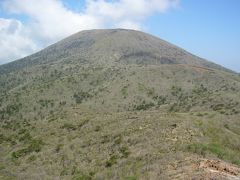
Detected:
[232,159,240,166]
[11,139,43,159]
[27,139,43,152]
[0,165,5,170]
[168,103,180,112]
[196,113,204,117]
[60,168,68,176]
[19,132,32,142]
[61,123,77,131]
[114,135,122,145]
[187,142,240,165]
[94,125,101,132]
[12,148,29,159]
[211,104,225,111]
[120,146,130,158]
[3,104,22,116]
[38,99,54,108]
[101,135,111,144]
[153,95,167,105]
[73,91,92,104]
[134,101,154,111]
[171,86,182,97]
[146,88,155,97]
[105,154,118,167]
[224,124,230,129]
[0,134,16,145]
[0,134,5,144]
[56,144,64,153]
[207,143,226,159]
[121,85,128,97]
[28,155,37,162]
[192,84,208,95]
[187,143,207,156]
[18,128,27,135]
[78,119,89,128]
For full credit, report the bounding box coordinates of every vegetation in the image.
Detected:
[134,101,155,111]
[12,139,44,159]
[73,91,92,104]
[0,29,240,179]
[61,123,77,131]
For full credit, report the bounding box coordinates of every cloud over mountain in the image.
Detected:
[0,0,179,64]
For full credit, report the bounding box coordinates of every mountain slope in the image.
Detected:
[0,29,240,179]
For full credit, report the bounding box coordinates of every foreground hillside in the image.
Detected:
[0,29,240,179]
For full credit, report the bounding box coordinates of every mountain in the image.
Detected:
[0,29,231,74]
[0,29,240,179]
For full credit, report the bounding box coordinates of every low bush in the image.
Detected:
[61,123,77,131]
[55,144,64,153]
[105,154,118,167]
[19,132,32,142]
[73,91,92,104]
[12,139,44,159]
[120,146,130,158]
[134,101,154,111]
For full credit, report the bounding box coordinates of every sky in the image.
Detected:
[0,0,239,72]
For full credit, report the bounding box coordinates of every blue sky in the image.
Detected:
[0,0,239,72]
[147,0,240,72]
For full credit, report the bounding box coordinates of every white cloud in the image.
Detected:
[86,0,179,21]
[0,0,179,64]
[85,0,179,29]
[3,0,103,41]
[0,18,37,63]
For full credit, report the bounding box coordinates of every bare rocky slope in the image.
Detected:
[0,29,240,179]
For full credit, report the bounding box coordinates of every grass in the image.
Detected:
[187,142,240,166]
[72,171,94,180]
[0,108,240,179]
[0,62,240,179]
[188,117,240,166]
[0,165,5,170]
[11,139,44,159]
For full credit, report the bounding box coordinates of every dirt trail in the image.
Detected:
[166,158,240,180]
[199,159,240,180]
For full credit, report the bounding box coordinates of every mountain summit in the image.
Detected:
[0,29,230,74]
[0,29,240,179]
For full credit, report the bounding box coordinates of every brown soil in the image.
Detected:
[199,159,240,179]
[163,158,240,180]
